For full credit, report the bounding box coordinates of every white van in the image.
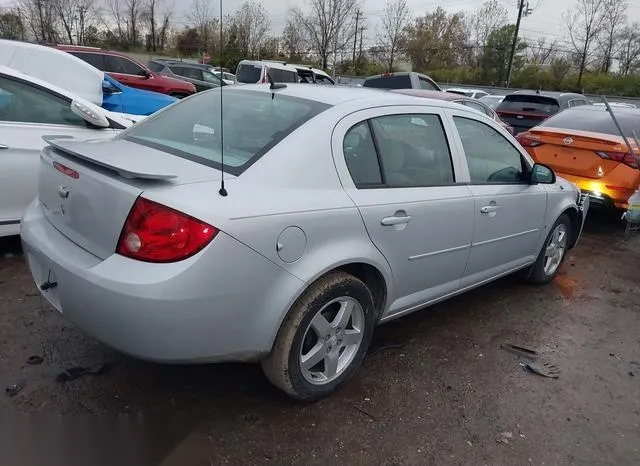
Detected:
[235,60,299,84]
[290,64,335,85]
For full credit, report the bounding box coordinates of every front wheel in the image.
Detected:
[261,272,375,401]
[527,214,572,284]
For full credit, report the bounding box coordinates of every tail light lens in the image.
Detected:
[116,198,218,263]
[515,133,543,147]
[596,151,640,169]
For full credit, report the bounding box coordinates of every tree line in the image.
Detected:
[0,0,638,96]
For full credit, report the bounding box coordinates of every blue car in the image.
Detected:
[101,75,177,116]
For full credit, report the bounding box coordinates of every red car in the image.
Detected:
[391,89,514,134]
[55,45,196,98]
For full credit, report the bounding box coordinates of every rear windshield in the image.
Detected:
[121,89,331,175]
[236,64,262,83]
[539,108,640,137]
[498,95,560,114]
[363,75,412,89]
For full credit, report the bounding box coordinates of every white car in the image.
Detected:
[593,102,637,109]
[446,88,489,100]
[213,71,236,85]
[0,65,141,237]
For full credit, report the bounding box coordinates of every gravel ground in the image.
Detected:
[0,212,639,466]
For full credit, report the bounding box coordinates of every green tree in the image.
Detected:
[480,24,526,85]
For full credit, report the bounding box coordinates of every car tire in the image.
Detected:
[527,214,572,285]
[261,271,375,401]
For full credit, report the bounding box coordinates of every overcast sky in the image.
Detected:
[2,0,640,50]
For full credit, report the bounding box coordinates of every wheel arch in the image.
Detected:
[562,206,581,248]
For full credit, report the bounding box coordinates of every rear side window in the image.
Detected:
[69,52,106,70]
[267,68,298,83]
[122,90,331,176]
[171,66,202,81]
[343,114,455,188]
[363,75,412,89]
[418,77,437,90]
[498,95,560,115]
[454,116,526,184]
[236,64,262,83]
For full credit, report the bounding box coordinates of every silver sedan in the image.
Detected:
[21,84,589,400]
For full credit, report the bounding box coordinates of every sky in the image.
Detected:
[2,0,640,51]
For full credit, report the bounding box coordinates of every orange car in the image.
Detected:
[516,105,640,209]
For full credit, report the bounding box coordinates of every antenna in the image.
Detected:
[602,96,634,155]
[218,0,227,197]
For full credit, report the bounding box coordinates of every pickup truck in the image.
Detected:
[362,72,441,91]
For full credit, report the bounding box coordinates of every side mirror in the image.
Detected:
[70,100,110,128]
[140,70,152,79]
[530,163,556,184]
[102,79,122,95]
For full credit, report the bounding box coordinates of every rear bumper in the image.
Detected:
[21,200,304,363]
[555,173,633,210]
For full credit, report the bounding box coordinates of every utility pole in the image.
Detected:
[505,0,532,87]
[358,26,366,71]
[352,9,363,69]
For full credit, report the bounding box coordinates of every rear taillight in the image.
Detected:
[515,133,543,147]
[596,151,640,169]
[116,198,218,263]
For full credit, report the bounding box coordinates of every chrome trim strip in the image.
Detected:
[473,228,539,247]
[408,244,470,261]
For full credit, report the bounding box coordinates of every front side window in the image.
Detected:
[0,76,85,127]
[105,56,146,76]
[122,90,330,176]
[454,116,526,184]
[372,114,454,187]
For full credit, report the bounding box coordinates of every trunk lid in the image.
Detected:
[38,137,222,259]
[526,128,636,178]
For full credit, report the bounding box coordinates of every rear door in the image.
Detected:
[448,109,548,286]
[496,95,560,134]
[0,74,116,228]
[332,106,474,317]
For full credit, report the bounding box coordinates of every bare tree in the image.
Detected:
[282,14,308,62]
[125,0,141,47]
[292,0,358,70]
[76,0,97,45]
[618,23,640,75]
[234,1,270,59]
[104,0,127,45]
[53,0,78,44]
[189,0,217,50]
[596,0,627,72]
[157,5,173,51]
[529,38,558,65]
[564,0,605,86]
[471,0,508,65]
[550,55,572,88]
[19,0,58,42]
[377,0,411,72]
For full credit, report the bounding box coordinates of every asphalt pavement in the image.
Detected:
[1,212,638,466]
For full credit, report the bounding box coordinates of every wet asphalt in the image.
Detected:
[0,211,639,465]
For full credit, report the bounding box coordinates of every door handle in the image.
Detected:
[481,205,501,214]
[381,213,413,226]
[0,144,9,150]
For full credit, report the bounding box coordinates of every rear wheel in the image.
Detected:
[527,214,571,284]
[261,272,375,401]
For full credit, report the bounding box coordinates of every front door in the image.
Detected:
[105,56,158,93]
[449,112,548,287]
[332,107,475,318]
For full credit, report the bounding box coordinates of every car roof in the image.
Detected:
[559,105,640,115]
[392,89,467,102]
[238,60,298,72]
[226,84,482,113]
[509,90,584,100]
